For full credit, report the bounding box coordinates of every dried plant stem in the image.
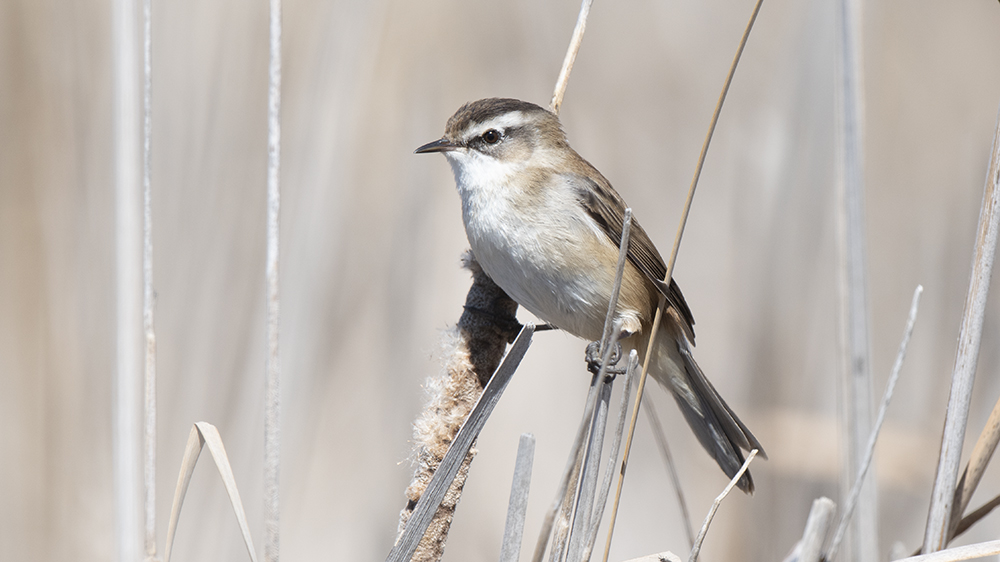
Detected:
[825,286,923,562]
[790,497,837,562]
[141,0,156,558]
[548,325,624,562]
[602,1,763,559]
[923,104,1000,554]
[952,395,1000,535]
[550,0,594,116]
[264,1,282,561]
[642,399,694,549]
[687,449,759,562]
[500,434,536,562]
[895,539,1000,562]
[583,351,639,562]
[952,492,1000,541]
[567,376,613,562]
[834,0,877,556]
[163,423,257,562]
[534,404,588,562]
[113,0,142,559]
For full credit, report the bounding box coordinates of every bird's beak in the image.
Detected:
[414,137,458,154]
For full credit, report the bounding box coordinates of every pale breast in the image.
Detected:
[458,172,649,341]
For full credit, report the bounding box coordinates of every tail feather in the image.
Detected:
[675,345,765,493]
[646,330,765,494]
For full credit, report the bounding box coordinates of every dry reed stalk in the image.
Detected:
[603,1,764,558]
[500,434,537,562]
[264,2,282,561]
[622,554,683,562]
[786,497,837,562]
[895,539,1000,562]
[951,493,1000,541]
[141,0,157,559]
[952,396,1000,534]
[923,105,1000,553]
[581,351,638,562]
[163,423,257,562]
[687,449,759,562]
[825,286,923,562]
[834,0,878,557]
[393,253,522,562]
[550,0,594,115]
[113,0,143,559]
[532,391,589,562]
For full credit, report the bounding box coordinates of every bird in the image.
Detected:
[416,97,765,492]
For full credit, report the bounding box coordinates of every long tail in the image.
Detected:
[639,326,766,494]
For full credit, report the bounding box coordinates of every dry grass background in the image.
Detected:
[2,1,1000,561]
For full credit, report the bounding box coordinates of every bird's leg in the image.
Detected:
[585,329,632,377]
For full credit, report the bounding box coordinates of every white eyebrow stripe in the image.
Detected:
[459,111,529,140]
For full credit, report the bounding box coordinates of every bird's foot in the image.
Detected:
[585,341,627,377]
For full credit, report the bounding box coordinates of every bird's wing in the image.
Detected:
[566,172,696,341]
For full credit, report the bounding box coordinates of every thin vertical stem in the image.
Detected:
[835,0,877,556]
[264,1,282,561]
[550,0,594,116]
[566,375,613,562]
[923,104,1000,553]
[826,286,923,562]
[141,0,156,559]
[113,0,142,560]
[500,434,536,562]
[688,450,758,562]
[601,1,763,558]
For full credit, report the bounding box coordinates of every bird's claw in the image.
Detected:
[585,341,627,377]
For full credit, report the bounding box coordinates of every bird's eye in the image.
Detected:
[481,129,502,145]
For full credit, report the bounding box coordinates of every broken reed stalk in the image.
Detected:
[788,497,837,562]
[550,0,594,115]
[923,104,1000,554]
[687,449,759,562]
[391,254,524,562]
[264,1,282,561]
[500,434,537,562]
[141,0,156,558]
[834,0,878,556]
[602,1,764,559]
[825,286,923,562]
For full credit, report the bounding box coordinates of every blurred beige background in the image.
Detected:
[3,0,1000,561]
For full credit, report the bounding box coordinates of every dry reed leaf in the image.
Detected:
[163,422,257,562]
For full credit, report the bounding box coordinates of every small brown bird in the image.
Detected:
[417,98,765,492]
